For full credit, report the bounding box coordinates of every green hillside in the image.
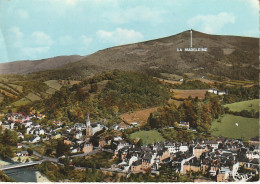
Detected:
[210,114,259,140]
[224,99,259,112]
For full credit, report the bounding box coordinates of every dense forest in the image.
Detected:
[22,70,170,125]
[148,95,224,132]
[172,80,211,89]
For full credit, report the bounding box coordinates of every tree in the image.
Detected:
[137,139,143,146]
[0,129,18,146]
[56,140,70,157]
[0,146,14,158]
[89,83,98,93]
[45,148,52,156]
[27,148,33,156]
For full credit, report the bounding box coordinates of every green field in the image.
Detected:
[210,114,259,140]
[224,99,259,112]
[12,98,31,106]
[129,130,165,145]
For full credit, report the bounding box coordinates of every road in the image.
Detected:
[0,161,42,171]
[22,144,113,162]
[22,144,58,163]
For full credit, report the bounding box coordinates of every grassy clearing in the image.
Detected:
[224,99,259,112]
[129,130,165,145]
[44,80,62,90]
[171,89,208,100]
[210,114,259,140]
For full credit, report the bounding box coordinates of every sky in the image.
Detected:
[0,0,258,63]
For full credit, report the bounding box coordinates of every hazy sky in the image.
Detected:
[0,0,258,63]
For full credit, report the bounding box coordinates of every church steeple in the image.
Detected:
[85,114,93,138]
[86,114,91,127]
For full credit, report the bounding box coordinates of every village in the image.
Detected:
[0,112,259,182]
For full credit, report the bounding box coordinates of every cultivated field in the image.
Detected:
[192,78,214,84]
[223,80,256,86]
[210,114,259,140]
[120,107,159,124]
[26,92,42,101]
[44,80,62,90]
[171,89,208,100]
[129,130,165,145]
[157,78,182,85]
[224,99,259,112]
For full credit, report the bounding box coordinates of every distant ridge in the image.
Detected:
[0,55,85,74]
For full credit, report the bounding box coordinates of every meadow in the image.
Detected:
[210,114,259,140]
[224,99,259,112]
[129,130,165,145]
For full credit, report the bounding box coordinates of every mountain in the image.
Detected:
[52,30,259,81]
[0,55,85,74]
[2,30,259,81]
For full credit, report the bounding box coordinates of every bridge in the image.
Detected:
[0,161,42,171]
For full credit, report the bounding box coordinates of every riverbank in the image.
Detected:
[36,171,50,182]
[0,160,10,167]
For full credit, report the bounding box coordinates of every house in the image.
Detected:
[193,144,208,158]
[130,122,139,127]
[83,142,93,154]
[114,136,123,141]
[178,122,190,129]
[112,124,119,130]
[23,121,33,128]
[64,139,73,145]
[183,162,201,174]
[218,91,226,95]
[203,140,219,149]
[157,149,170,162]
[131,159,143,173]
[17,132,24,140]
[165,142,176,154]
[75,131,83,140]
[180,142,189,152]
[71,147,81,153]
[52,121,63,127]
[17,143,23,149]
[117,122,131,130]
[17,151,29,157]
[29,136,41,143]
[216,167,231,182]
[92,122,107,135]
[115,140,130,151]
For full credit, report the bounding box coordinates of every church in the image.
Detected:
[85,114,93,137]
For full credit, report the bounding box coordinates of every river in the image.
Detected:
[0,158,49,182]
